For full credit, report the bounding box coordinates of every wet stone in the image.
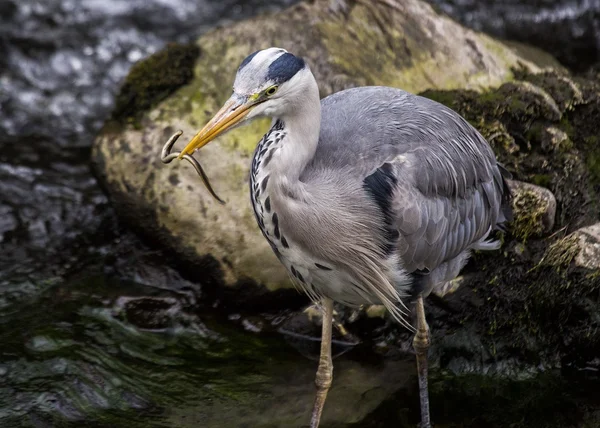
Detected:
[508,180,557,241]
[117,296,182,330]
[572,223,600,270]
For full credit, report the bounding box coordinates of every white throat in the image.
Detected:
[270,70,321,182]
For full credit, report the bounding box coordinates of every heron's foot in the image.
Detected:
[303,303,349,337]
[432,276,464,298]
[160,129,225,205]
[303,304,323,322]
[413,296,432,428]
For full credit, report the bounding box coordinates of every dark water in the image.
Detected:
[0,270,422,427]
[427,0,600,71]
[1,0,600,427]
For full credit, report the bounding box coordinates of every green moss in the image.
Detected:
[477,119,519,158]
[224,118,271,156]
[586,152,600,183]
[584,136,599,145]
[583,136,600,185]
[514,69,583,112]
[420,89,460,109]
[532,174,552,188]
[538,234,581,270]
[112,42,201,124]
[559,115,575,137]
[510,189,549,242]
[497,81,562,122]
[551,128,573,152]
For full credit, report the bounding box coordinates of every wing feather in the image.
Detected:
[315,87,512,275]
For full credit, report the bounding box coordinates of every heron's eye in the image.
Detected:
[265,86,278,96]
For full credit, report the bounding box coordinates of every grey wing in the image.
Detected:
[315,86,511,276]
[391,152,509,273]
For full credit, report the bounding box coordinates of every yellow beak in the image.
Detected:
[179,94,257,159]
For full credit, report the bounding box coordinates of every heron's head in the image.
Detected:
[179,47,312,157]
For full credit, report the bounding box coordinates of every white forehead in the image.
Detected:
[246,48,288,68]
[234,48,288,94]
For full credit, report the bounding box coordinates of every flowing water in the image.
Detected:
[1,0,599,427]
[426,0,600,71]
[0,268,420,427]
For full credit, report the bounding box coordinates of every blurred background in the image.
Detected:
[1,0,599,427]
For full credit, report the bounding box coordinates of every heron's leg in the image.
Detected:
[413,295,432,428]
[309,297,334,428]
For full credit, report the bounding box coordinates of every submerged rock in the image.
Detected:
[93,0,557,298]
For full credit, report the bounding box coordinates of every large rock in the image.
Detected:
[395,69,600,373]
[93,0,558,296]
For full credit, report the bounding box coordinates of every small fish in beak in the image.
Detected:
[161,130,226,205]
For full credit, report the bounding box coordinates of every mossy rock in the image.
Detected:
[111,43,200,125]
[509,181,556,242]
[411,67,600,372]
[421,68,600,232]
[93,0,558,301]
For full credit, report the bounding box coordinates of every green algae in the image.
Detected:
[510,189,549,242]
[538,234,581,271]
[531,173,552,188]
[112,43,201,125]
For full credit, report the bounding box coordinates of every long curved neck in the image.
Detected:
[271,72,321,183]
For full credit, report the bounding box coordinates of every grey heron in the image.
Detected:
[166,47,511,427]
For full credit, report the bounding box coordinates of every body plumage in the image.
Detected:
[249,86,510,325]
